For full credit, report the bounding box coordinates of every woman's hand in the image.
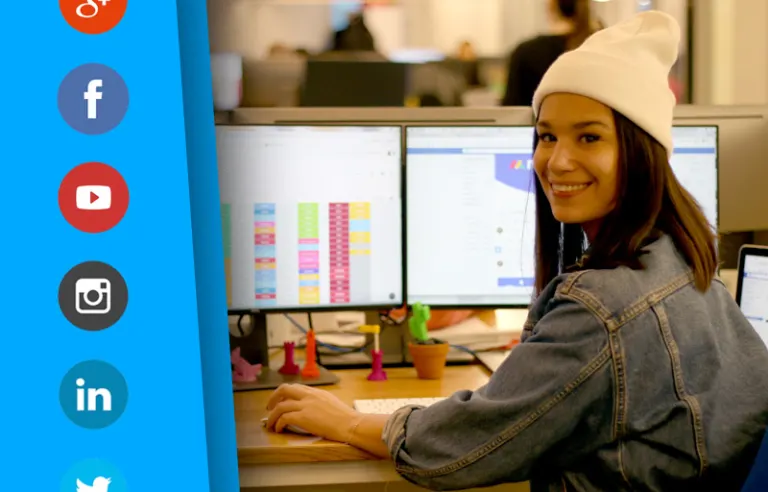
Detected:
[265,383,363,443]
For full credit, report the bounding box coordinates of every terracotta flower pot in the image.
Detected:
[408,342,450,380]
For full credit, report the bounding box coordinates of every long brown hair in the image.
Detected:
[557,0,596,50]
[532,110,719,297]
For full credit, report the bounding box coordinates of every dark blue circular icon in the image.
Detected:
[58,63,129,135]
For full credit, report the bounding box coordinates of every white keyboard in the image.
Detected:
[353,397,446,414]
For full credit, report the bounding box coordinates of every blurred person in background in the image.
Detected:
[332,10,376,52]
[502,0,600,106]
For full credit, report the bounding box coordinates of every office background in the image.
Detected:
[204,2,768,490]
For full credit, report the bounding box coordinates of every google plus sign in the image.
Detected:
[77,0,111,19]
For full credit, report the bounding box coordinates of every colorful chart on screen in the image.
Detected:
[216,125,403,311]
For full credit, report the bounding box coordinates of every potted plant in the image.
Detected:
[408,303,450,379]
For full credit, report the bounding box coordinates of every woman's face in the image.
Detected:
[533,93,620,235]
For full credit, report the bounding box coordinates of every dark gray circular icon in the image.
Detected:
[58,63,129,135]
[59,261,128,331]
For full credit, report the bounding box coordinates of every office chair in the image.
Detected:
[742,429,768,490]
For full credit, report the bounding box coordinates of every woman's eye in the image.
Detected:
[581,134,600,143]
[538,133,555,142]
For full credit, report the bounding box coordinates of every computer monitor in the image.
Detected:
[669,126,719,232]
[301,60,408,107]
[216,124,404,312]
[405,125,537,308]
[404,125,719,308]
[674,105,768,233]
[735,245,768,347]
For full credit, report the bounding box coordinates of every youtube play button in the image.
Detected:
[59,162,129,233]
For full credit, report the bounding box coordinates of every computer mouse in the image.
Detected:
[260,417,313,436]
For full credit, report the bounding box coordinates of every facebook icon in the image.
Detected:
[84,79,103,119]
[58,63,129,135]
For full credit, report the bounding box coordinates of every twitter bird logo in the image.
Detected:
[77,476,111,492]
[61,459,126,492]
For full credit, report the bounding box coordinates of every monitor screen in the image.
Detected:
[406,126,537,307]
[738,251,768,347]
[216,125,403,311]
[669,126,719,231]
[405,125,719,308]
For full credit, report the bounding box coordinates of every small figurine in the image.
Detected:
[409,302,433,344]
[301,330,320,379]
[231,347,262,382]
[359,324,387,381]
[279,341,301,375]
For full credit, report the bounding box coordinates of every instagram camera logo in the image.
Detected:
[75,278,111,314]
[59,261,128,332]
[60,360,128,429]
[58,63,129,135]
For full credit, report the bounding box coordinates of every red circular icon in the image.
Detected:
[59,162,129,233]
[60,0,128,35]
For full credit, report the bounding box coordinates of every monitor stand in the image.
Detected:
[230,312,339,391]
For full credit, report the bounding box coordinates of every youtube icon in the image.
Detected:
[59,162,129,233]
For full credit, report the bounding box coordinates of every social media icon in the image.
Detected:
[84,79,103,119]
[76,185,112,210]
[60,0,128,35]
[77,476,111,492]
[60,360,128,429]
[75,278,111,314]
[59,163,129,233]
[59,261,128,332]
[61,458,128,492]
[58,64,128,135]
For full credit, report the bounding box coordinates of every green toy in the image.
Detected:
[409,302,436,344]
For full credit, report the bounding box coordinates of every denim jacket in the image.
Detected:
[383,235,768,491]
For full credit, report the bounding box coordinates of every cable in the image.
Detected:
[282,313,368,354]
[449,343,477,359]
[236,313,246,337]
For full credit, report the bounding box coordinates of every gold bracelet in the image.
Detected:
[344,416,363,445]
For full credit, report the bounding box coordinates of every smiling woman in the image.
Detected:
[264,11,768,492]
[533,96,619,232]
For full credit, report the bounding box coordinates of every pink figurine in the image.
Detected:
[231,347,262,382]
[367,349,388,381]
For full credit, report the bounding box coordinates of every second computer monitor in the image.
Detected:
[406,126,537,307]
[216,125,404,312]
[405,125,719,308]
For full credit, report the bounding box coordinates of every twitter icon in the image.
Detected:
[61,459,127,492]
[77,476,111,492]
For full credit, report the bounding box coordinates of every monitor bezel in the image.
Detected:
[735,244,768,307]
[403,123,537,309]
[216,123,407,314]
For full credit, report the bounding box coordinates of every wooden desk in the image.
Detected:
[235,364,503,489]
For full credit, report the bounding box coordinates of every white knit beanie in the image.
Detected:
[532,10,680,155]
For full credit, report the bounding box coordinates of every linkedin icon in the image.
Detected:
[59,261,128,331]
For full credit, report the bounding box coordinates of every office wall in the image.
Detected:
[692,0,768,104]
[207,0,333,58]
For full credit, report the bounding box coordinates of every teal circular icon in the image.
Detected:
[59,360,128,429]
[61,458,128,492]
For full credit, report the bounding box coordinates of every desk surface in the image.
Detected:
[235,365,491,465]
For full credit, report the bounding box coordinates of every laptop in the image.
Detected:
[735,245,768,347]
